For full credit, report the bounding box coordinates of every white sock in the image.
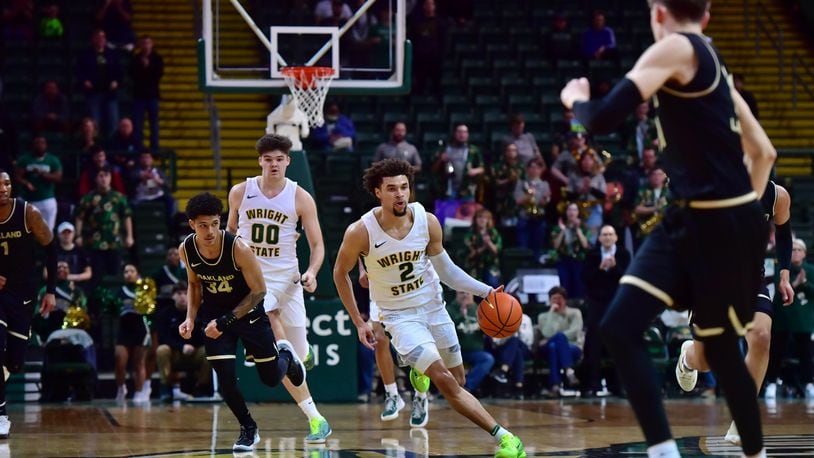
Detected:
[746,449,766,458]
[414,391,427,401]
[647,439,680,458]
[298,397,322,420]
[384,383,398,397]
[491,426,509,442]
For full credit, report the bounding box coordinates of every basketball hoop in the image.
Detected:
[281,66,336,128]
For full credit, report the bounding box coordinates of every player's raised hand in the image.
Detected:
[356,321,376,350]
[301,270,317,293]
[560,77,591,109]
[179,318,194,339]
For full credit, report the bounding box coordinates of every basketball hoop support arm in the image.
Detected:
[228,0,288,66]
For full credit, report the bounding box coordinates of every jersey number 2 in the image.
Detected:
[398,263,415,282]
[250,223,279,245]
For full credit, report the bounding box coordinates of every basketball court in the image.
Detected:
[2,398,812,456]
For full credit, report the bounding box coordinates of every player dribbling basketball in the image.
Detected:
[333,159,525,458]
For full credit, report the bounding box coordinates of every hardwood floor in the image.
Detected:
[2,397,812,457]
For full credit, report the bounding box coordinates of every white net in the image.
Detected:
[282,67,335,128]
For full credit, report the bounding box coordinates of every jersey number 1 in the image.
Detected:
[0,241,7,256]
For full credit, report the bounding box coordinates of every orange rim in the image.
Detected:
[281,66,335,88]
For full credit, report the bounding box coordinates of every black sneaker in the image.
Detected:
[277,339,306,387]
[233,424,260,451]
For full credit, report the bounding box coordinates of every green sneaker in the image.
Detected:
[380,393,405,421]
[495,433,526,458]
[410,394,429,428]
[303,344,316,371]
[304,417,332,444]
[409,368,431,393]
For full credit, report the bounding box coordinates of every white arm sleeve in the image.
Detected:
[429,250,492,298]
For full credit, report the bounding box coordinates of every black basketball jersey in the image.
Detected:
[760,180,777,223]
[183,231,251,315]
[654,33,753,200]
[0,199,37,296]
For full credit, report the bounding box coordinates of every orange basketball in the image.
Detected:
[477,291,523,338]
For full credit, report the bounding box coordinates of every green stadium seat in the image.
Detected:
[467,77,497,98]
[442,94,472,115]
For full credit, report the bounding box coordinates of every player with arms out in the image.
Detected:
[333,159,525,458]
[0,169,57,438]
[560,1,776,457]
[227,133,331,443]
[179,192,305,452]
[675,179,794,445]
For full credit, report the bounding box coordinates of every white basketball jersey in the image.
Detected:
[237,177,299,275]
[361,202,443,310]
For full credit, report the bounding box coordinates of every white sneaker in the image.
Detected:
[675,340,698,392]
[172,387,192,401]
[724,421,740,445]
[380,394,405,421]
[0,416,9,438]
[115,385,128,403]
[764,383,777,400]
[805,383,814,399]
[133,388,150,404]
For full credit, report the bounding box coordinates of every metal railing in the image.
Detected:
[193,0,223,191]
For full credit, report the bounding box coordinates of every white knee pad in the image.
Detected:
[439,343,463,369]
[401,343,442,374]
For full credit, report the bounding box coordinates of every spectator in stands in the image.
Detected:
[373,121,422,173]
[621,102,657,162]
[150,246,185,301]
[155,282,210,402]
[0,106,19,173]
[95,0,135,50]
[431,124,484,201]
[766,238,814,400]
[114,263,149,402]
[14,135,62,229]
[551,107,587,148]
[2,0,34,42]
[514,158,551,263]
[491,143,524,227]
[544,12,575,61]
[33,261,87,342]
[551,203,590,298]
[504,114,542,166]
[463,209,502,288]
[633,165,669,247]
[447,291,494,394]
[38,1,63,39]
[314,0,352,26]
[131,35,164,151]
[31,80,70,132]
[567,149,606,243]
[74,165,134,285]
[56,221,93,287]
[128,150,175,226]
[73,117,100,154]
[634,146,658,189]
[311,100,355,151]
[488,312,534,399]
[580,10,616,61]
[537,286,583,397]
[733,72,759,119]
[77,29,122,137]
[343,0,375,68]
[78,145,127,196]
[408,0,446,98]
[107,117,143,159]
[550,132,588,188]
[580,225,629,397]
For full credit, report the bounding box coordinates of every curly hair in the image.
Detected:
[362,158,414,196]
[185,192,223,220]
[255,133,292,156]
[647,0,709,22]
